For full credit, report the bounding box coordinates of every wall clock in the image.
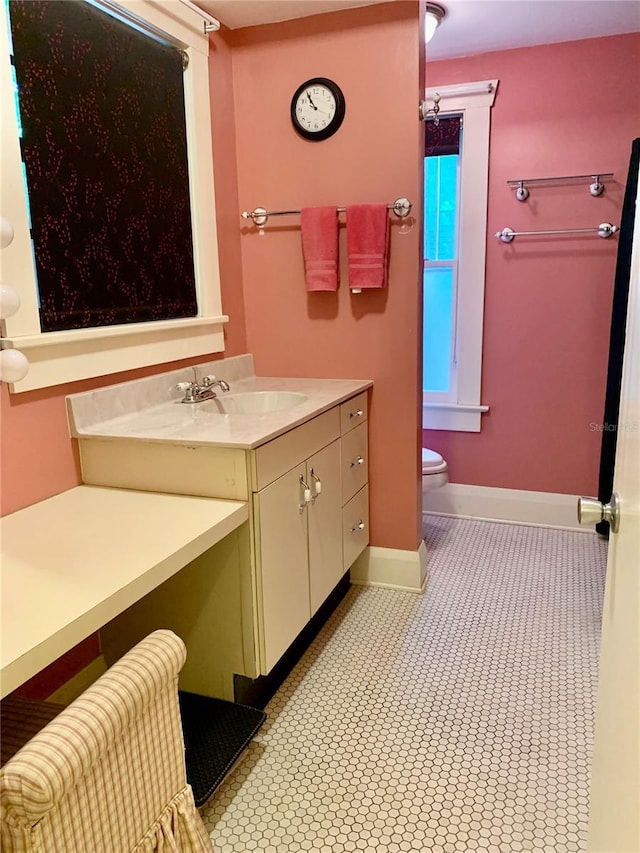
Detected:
[290,77,346,141]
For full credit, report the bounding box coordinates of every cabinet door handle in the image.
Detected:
[310,468,322,496]
[351,520,366,532]
[350,455,365,468]
[299,476,312,505]
[349,409,364,419]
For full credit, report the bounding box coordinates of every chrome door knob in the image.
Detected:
[577,493,620,533]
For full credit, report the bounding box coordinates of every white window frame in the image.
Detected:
[423,79,497,432]
[0,0,226,393]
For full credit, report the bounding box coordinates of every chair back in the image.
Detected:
[1,630,214,852]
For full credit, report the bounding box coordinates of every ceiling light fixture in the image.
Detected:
[425,3,446,44]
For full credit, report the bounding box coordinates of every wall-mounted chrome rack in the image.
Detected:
[495,222,619,243]
[241,197,412,227]
[507,173,615,202]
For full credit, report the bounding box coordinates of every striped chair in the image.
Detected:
[0,630,214,852]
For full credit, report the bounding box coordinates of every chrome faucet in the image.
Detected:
[175,368,230,403]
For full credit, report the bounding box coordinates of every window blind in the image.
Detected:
[426,116,462,158]
[9,0,197,332]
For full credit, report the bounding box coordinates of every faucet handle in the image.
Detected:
[176,382,193,392]
[201,375,217,387]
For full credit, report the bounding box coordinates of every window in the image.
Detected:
[424,115,461,401]
[9,0,197,333]
[0,0,225,392]
[422,80,497,432]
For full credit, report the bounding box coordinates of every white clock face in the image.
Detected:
[295,85,337,133]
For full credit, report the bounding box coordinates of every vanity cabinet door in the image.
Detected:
[307,439,343,616]
[253,464,311,673]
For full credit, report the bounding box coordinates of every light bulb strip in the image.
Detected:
[1,216,30,383]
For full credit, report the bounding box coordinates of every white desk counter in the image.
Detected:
[0,485,248,698]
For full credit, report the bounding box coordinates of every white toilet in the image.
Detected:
[422,447,448,493]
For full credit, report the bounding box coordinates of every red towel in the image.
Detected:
[300,207,339,292]
[346,204,390,290]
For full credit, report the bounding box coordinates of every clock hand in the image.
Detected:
[306,90,318,110]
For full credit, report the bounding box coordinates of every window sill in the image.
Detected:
[423,402,489,433]
[2,315,228,393]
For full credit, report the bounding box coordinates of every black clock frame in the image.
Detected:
[290,77,346,141]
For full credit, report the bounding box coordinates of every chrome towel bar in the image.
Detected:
[506,173,614,201]
[495,222,619,243]
[241,197,412,227]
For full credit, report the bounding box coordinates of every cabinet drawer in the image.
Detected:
[343,485,369,571]
[252,408,340,491]
[339,392,368,435]
[341,422,368,505]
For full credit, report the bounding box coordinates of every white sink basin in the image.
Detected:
[200,391,308,415]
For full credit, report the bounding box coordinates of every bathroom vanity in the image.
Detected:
[67,355,372,699]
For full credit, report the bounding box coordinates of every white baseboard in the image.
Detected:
[47,655,107,704]
[424,483,593,532]
[350,541,428,593]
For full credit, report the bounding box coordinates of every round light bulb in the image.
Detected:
[425,3,446,44]
[425,13,438,43]
[0,217,14,249]
[0,348,30,384]
[0,284,21,319]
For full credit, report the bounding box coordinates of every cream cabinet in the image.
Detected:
[84,392,369,693]
[253,438,342,672]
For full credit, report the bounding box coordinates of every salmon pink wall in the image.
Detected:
[230,2,425,552]
[209,28,247,354]
[424,34,640,495]
[1,28,245,697]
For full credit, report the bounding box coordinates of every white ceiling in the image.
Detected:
[199,0,391,30]
[198,0,640,58]
[427,0,640,60]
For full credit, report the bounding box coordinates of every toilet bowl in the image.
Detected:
[422,448,448,493]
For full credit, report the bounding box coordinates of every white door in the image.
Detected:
[253,463,311,674]
[307,439,343,616]
[586,180,640,852]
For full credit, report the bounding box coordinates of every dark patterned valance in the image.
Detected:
[426,116,461,158]
[9,0,197,332]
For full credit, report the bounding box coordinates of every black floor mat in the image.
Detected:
[179,691,266,807]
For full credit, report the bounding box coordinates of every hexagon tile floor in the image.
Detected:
[200,516,608,853]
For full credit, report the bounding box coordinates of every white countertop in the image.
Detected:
[67,355,372,449]
[0,486,248,698]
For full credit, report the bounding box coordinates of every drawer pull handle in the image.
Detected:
[350,456,365,468]
[310,468,322,496]
[349,409,364,419]
[351,520,366,532]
